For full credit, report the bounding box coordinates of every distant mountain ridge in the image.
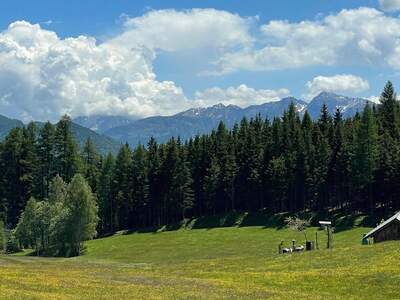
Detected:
[0,91,373,151]
[0,115,121,155]
[83,92,370,146]
[306,92,370,119]
[73,115,137,133]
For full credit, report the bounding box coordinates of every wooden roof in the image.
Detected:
[364,212,400,239]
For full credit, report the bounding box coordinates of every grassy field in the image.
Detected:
[1,214,399,299]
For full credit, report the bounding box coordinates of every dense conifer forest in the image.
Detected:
[1,81,400,239]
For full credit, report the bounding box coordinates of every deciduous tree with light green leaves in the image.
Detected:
[15,174,98,257]
[63,174,99,256]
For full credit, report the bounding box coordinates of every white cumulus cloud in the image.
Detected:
[0,20,190,122]
[216,7,400,73]
[379,0,400,12]
[0,9,258,122]
[304,74,370,100]
[111,9,253,52]
[194,84,291,107]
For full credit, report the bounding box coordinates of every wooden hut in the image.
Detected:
[364,212,400,243]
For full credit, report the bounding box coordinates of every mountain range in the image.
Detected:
[75,92,372,146]
[0,91,373,152]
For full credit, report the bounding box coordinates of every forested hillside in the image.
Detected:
[1,82,399,237]
[0,115,121,155]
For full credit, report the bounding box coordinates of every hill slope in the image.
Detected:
[73,115,137,133]
[70,122,121,155]
[0,114,23,139]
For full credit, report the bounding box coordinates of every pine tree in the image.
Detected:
[379,81,399,138]
[265,157,287,212]
[186,135,208,217]
[20,123,39,200]
[147,137,161,226]
[215,122,236,212]
[97,154,115,233]
[176,155,194,219]
[329,108,347,209]
[301,111,315,210]
[37,122,56,199]
[54,115,82,182]
[318,103,333,139]
[130,145,149,227]
[203,155,220,215]
[112,144,132,230]
[235,118,250,210]
[281,103,302,212]
[0,128,24,227]
[82,137,100,193]
[312,125,331,211]
[353,104,379,212]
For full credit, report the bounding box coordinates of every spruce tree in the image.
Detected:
[97,154,115,233]
[215,122,236,212]
[54,115,82,182]
[37,122,56,199]
[0,128,24,227]
[82,137,100,193]
[20,123,39,201]
[147,137,161,226]
[112,144,132,230]
[203,155,220,216]
[130,145,149,227]
[353,104,378,212]
[379,81,399,138]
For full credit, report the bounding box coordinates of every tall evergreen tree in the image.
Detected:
[130,145,149,227]
[82,137,100,193]
[37,122,55,199]
[147,137,161,226]
[112,144,132,230]
[379,81,399,138]
[0,128,24,226]
[97,154,115,233]
[215,122,236,212]
[54,115,82,182]
[353,104,379,212]
[20,123,39,201]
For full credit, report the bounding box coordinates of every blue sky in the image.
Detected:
[0,0,399,121]
[0,1,379,36]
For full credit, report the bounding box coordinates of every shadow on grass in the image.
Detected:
[116,211,301,236]
[102,209,380,237]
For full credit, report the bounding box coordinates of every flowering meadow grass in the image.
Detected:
[1,225,399,299]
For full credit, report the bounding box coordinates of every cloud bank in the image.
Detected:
[217,7,400,73]
[0,21,192,122]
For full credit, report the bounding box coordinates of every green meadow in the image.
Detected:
[1,214,399,299]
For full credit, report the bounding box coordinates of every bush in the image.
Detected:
[5,230,21,254]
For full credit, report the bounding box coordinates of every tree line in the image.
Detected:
[1,81,400,240]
